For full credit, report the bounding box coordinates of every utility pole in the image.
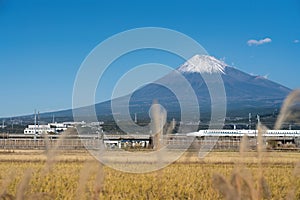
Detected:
[249,113,251,130]
[255,115,260,147]
[34,110,37,140]
[134,113,137,123]
[11,117,13,130]
[38,111,40,129]
[171,118,176,130]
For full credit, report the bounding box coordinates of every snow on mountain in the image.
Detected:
[127,54,291,114]
[178,55,227,74]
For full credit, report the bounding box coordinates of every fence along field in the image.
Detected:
[1,90,300,199]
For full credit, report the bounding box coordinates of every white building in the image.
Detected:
[23,121,103,135]
[24,122,69,135]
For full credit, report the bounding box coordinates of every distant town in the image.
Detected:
[0,109,299,150]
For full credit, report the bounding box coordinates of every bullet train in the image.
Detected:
[186,129,300,137]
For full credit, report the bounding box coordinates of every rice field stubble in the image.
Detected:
[0,150,300,199]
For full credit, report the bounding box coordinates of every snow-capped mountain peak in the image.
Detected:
[178,55,227,74]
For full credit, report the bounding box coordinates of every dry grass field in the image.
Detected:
[0,149,300,200]
[1,90,300,199]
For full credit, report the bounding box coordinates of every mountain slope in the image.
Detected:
[125,55,291,117]
[27,55,291,121]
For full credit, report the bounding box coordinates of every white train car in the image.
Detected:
[187,129,300,137]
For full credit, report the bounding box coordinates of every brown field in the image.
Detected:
[1,83,299,199]
[1,149,300,200]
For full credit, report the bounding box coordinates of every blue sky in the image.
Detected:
[0,0,299,117]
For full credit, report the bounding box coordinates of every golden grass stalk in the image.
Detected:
[237,133,249,168]
[151,100,164,199]
[150,99,165,150]
[0,193,14,200]
[256,122,270,200]
[212,174,238,200]
[0,169,16,198]
[274,90,300,130]
[274,90,300,199]
[76,162,94,200]
[74,160,105,200]
[213,121,272,200]
[42,127,75,175]
[26,193,53,200]
[16,169,32,200]
[286,161,300,200]
[214,160,258,199]
[92,163,105,200]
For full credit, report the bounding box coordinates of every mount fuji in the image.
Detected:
[92,54,291,120]
[38,54,291,121]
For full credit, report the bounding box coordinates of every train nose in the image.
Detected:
[186,132,198,137]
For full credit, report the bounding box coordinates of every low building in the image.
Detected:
[24,122,71,135]
[23,121,102,135]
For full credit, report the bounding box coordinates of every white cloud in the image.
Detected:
[294,39,299,43]
[247,37,272,46]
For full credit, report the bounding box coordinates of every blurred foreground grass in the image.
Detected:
[0,150,300,199]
